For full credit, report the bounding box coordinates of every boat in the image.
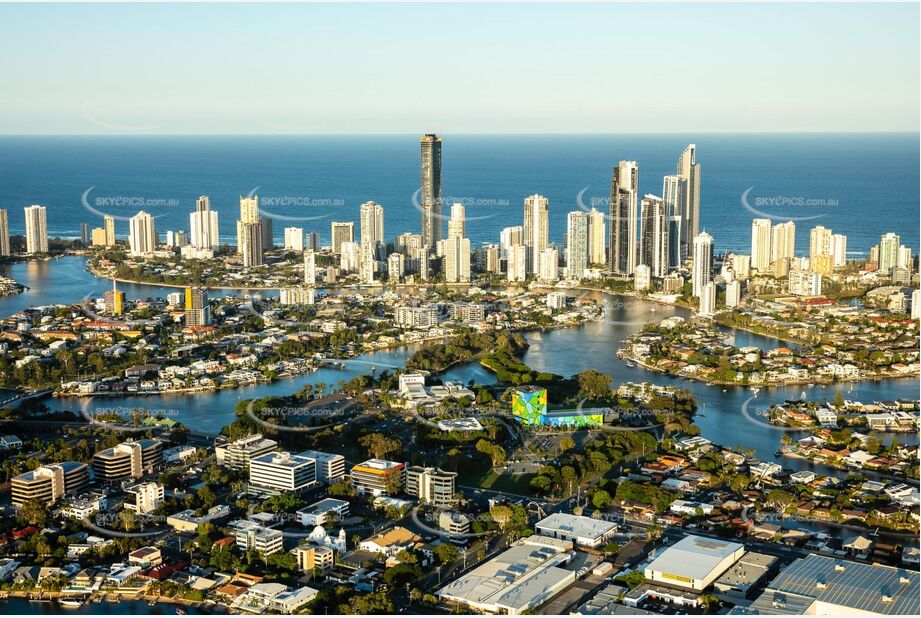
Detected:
[176,608,187,615]
[625,362,636,368]
[59,597,87,609]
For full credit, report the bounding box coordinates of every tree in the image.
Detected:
[16,498,49,527]
[434,543,460,565]
[592,489,612,510]
[577,370,612,400]
[559,437,575,452]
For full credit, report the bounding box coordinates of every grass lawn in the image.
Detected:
[458,465,536,496]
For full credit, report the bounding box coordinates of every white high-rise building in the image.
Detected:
[731,254,751,280]
[831,234,848,268]
[339,241,361,273]
[809,226,833,262]
[284,227,305,252]
[911,289,920,320]
[448,203,465,239]
[128,211,157,256]
[609,160,639,275]
[0,208,10,256]
[771,221,796,263]
[634,264,651,291]
[587,208,606,265]
[566,211,589,279]
[500,226,523,259]
[698,282,716,316]
[507,244,527,282]
[538,247,559,282]
[331,221,355,255]
[640,195,668,278]
[359,242,375,284]
[662,175,688,264]
[523,194,549,274]
[444,235,471,283]
[726,280,741,308]
[190,195,220,250]
[388,252,405,282]
[360,201,385,258]
[878,233,900,273]
[692,231,714,298]
[304,250,316,286]
[897,245,913,270]
[677,145,701,254]
[24,205,49,254]
[788,268,822,296]
[751,219,772,271]
[104,215,116,247]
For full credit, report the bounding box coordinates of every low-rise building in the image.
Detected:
[11,461,89,506]
[296,498,350,526]
[405,466,457,506]
[534,512,617,548]
[644,535,745,592]
[350,459,404,496]
[249,451,317,493]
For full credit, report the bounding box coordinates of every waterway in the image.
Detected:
[0,598,205,614]
[3,257,919,470]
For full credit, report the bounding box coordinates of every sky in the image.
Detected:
[0,2,918,134]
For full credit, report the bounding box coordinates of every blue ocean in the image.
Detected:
[0,133,917,255]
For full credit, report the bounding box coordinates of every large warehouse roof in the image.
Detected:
[647,535,744,581]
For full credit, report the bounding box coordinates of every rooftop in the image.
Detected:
[535,512,618,541]
[646,534,744,581]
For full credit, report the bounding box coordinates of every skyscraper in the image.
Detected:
[507,244,528,282]
[500,226,523,259]
[236,196,263,264]
[831,234,848,268]
[566,211,588,279]
[639,195,668,278]
[809,225,833,261]
[128,211,157,256]
[587,208,606,265]
[420,134,443,248]
[184,287,211,326]
[0,209,9,256]
[331,221,355,255]
[304,250,316,286]
[360,200,385,258]
[24,205,48,254]
[523,194,549,274]
[190,196,220,249]
[448,203,465,239]
[677,144,701,247]
[608,160,639,275]
[662,175,687,264]
[692,231,714,298]
[80,223,90,246]
[103,215,116,247]
[771,221,796,263]
[538,247,559,282]
[359,242,375,285]
[879,232,900,273]
[751,219,773,272]
[260,216,273,250]
[285,227,305,252]
[444,234,471,283]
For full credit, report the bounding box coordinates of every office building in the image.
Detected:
[284,226,304,251]
[350,459,404,496]
[444,234,471,283]
[233,519,284,556]
[330,221,354,254]
[691,231,713,298]
[190,195,220,249]
[249,451,317,493]
[677,144,701,252]
[11,461,89,506]
[24,205,49,254]
[124,482,164,515]
[296,498,350,526]
[751,218,772,271]
[566,211,589,279]
[645,535,744,592]
[609,160,639,275]
[440,511,472,535]
[640,194,668,277]
[419,133,443,248]
[523,194,549,274]
[405,466,457,506]
[93,439,163,482]
[535,513,617,548]
[297,450,345,484]
[184,287,211,326]
[217,434,278,471]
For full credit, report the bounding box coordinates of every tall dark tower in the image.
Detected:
[420,134,443,249]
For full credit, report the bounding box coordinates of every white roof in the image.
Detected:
[647,535,743,580]
[535,512,617,540]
